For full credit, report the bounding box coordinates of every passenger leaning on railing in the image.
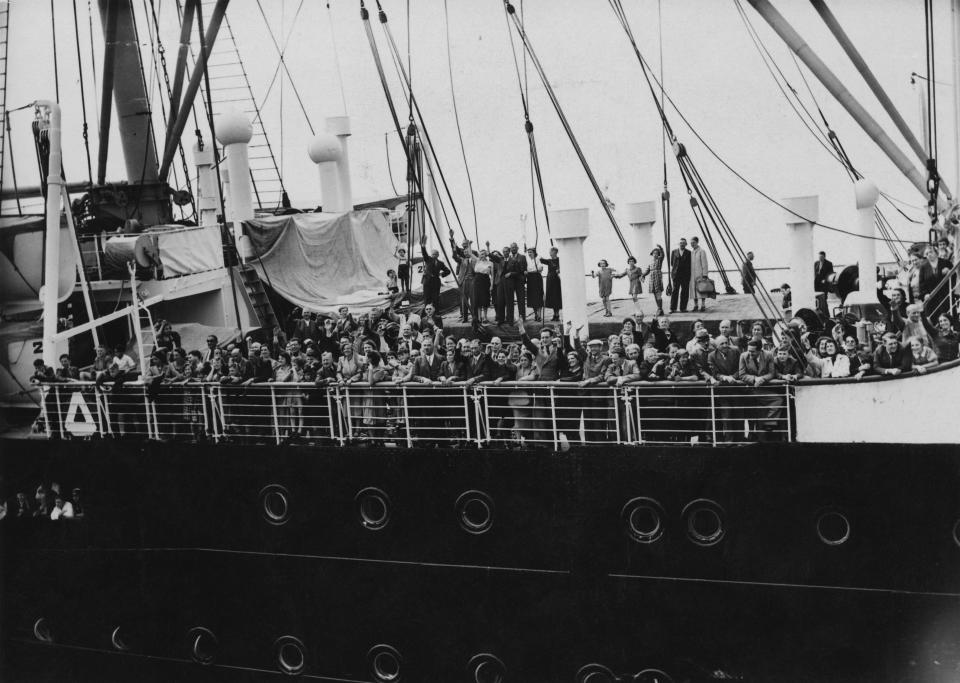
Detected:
[705,336,740,385]
[907,336,939,374]
[872,333,913,376]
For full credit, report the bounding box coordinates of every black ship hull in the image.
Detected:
[2,438,959,682]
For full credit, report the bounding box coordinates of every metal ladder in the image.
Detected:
[238,263,278,332]
[194,0,286,211]
[0,2,10,201]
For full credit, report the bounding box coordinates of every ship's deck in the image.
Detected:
[438,292,842,339]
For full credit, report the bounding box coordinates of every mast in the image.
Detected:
[747,0,936,202]
[953,0,960,193]
[96,0,171,225]
[810,0,951,198]
[97,0,159,187]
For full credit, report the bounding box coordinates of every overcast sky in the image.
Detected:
[5,0,957,274]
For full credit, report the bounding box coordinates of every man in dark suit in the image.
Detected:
[814,251,834,293]
[464,339,492,384]
[741,251,757,294]
[420,238,451,310]
[503,242,527,324]
[669,238,691,313]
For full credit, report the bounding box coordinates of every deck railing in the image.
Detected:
[37,382,794,447]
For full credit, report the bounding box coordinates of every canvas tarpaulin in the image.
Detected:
[243,210,397,310]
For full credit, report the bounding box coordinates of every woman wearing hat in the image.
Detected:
[641,245,666,317]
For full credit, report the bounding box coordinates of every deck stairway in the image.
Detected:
[238,263,278,331]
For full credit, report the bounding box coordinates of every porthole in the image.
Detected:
[356,488,391,531]
[575,663,616,683]
[456,491,494,535]
[260,485,290,525]
[468,653,506,683]
[33,618,53,643]
[635,669,675,683]
[681,499,726,546]
[953,519,960,549]
[368,643,402,682]
[621,497,666,544]
[188,626,218,665]
[111,626,130,651]
[274,636,306,676]
[816,510,851,546]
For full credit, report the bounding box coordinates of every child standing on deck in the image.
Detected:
[593,260,621,317]
[620,257,643,316]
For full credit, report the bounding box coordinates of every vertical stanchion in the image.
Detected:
[549,386,558,449]
[39,386,51,437]
[54,386,64,435]
[482,386,492,445]
[472,387,483,447]
[270,386,281,444]
[612,387,622,445]
[200,385,211,440]
[326,389,337,442]
[709,385,718,444]
[94,386,106,435]
[143,386,156,440]
[785,385,793,442]
[634,387,643,444]
[342,387,354,442]
[400,386,412,447]
[462,385,471,442]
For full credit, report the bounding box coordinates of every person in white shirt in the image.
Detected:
[96,344,138,391]
[50,494,74,520]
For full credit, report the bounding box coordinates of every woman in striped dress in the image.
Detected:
[641,245,666,317]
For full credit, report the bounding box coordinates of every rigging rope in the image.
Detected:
[501,0,551,248]
[376,1,469,245]
[254,0,313,134]
[50,0,60,102]
[503,1,633,259]
[924,0,941,238]
[360,2,459,282]
[71,0,93,185]
[443,0,479,246]
[733,0,912,262]
[658,0,670,256]
[607,0,804,344]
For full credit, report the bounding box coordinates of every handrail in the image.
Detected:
[924,258,960,319]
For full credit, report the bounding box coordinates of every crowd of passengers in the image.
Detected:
[32,296,959,394]
[0,481,84,522]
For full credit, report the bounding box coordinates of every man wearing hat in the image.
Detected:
[450,230,477,323]
[420,234,450,311]
[690,327,716,366]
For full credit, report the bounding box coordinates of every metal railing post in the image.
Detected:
[53,386,64,436]
[326,388,337,442]
[472,387,483,447]
[200,384,211,439]
[482,386,492,445]
[143,385,156,440]
[549,386,558,449]
[401,385,412,447]
[612,387,622,445]
[462,385,471,442]
[633,387,643,444]
[270,386,281,444]
[786,385,793,442]
[709,385,718,444]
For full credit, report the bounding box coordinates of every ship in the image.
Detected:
[2,1,960,681]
